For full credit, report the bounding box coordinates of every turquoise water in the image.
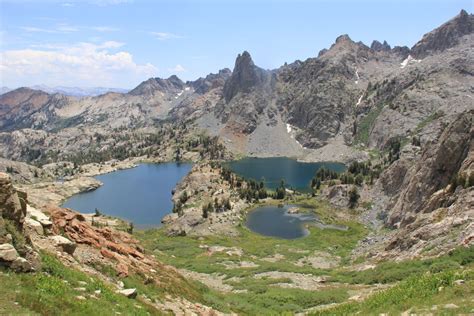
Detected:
[62,163,192,228]
[227,157,345,191]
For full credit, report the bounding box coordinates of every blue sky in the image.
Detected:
[0,0,472,89]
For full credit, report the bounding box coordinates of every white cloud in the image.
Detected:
[88,0,133,5]
[56,24,79,32]
[21,26,57,33]
[150,32,183,41]
[90,26,119,32]
[21,24,79,34]
[0,41,157,88]
[21,24,119,34]
[3,0,132,5]
[168,64,186,73]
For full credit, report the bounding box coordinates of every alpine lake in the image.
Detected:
[63,157,346,236]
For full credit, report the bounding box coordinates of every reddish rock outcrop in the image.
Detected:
[49,207,148,274]
[47,206,180,283]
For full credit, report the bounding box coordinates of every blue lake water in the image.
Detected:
[245,205,317,239]
[227,157,345,191]
[62,163,192,228]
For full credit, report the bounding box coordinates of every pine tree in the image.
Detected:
[348,187,360,208]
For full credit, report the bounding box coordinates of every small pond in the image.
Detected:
[245,204,348,239]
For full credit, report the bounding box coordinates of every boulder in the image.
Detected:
[27,205,53,228]
[24,217,44,235]
[161,213,179,224]
[0,243,19,262]
[49,235,77,255]
[11,257,33,272]
[0,173,26,225]
[117,288,137,299]
[454,279,465,285]
[322,184,350,208]
[444,303,459,309]
[24,246,41,271]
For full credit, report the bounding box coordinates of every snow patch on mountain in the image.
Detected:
[400,55,421,69]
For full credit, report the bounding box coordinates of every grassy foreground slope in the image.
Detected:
[313,268,474,315]
[0,253,161,316]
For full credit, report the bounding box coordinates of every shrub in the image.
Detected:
[348,186,360,208]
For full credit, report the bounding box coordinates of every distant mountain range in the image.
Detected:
[0,85,129,97]
[0,9,472,155]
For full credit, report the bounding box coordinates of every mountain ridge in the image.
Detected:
[0,9,471,157]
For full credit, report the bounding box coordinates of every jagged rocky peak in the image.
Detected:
[332,34,368,49]
[129,75,185,96]
[223,51,268,102]
[391,45,411,58]
[411,9,473,58]
[335,34,353,44]
[370,40,391,51]
[188,68,232,94]
[318,34,355,58]
[323,34,369,58]
[166,75,185,88]
[317,48,328,57]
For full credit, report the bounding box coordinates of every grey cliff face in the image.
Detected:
[188,68,232,95]
[387,111,472,227]
[411,9,473,58]
[370,40,391,52]
[223,51,269,103]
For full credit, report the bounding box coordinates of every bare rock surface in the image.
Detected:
[388,112,472,227]
[254,271,328,291]
[0,243,19,262]
[165,163,248,237]
[178,269,234,293]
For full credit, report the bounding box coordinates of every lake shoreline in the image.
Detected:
[19,155,190,209]
[62,163,193,227]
